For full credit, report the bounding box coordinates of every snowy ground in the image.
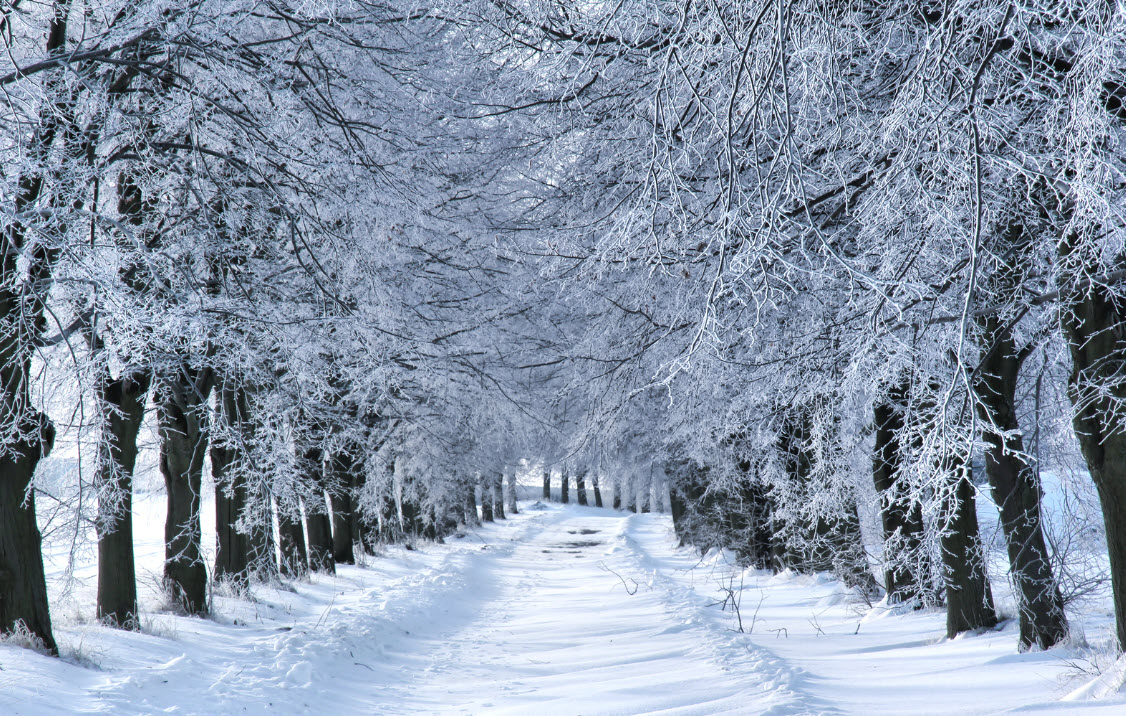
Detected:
[4,498,1126,715]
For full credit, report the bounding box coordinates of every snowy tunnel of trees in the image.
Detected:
[2,0,1126,681]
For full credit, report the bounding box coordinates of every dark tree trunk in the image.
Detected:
[611,478,621,510]
[492,473,506,520]
[212,381,252,589]
[542,470,551,500]
[0,415,57,653]
[940,453,999,638]
[0,0,82,655]
[506,470,519,514]
[872,384,933,605]
[576,470,589,506]
[246,480,276,581]
[1060,261,1126,651]
[593,474,603,508]
[974,318,1068,650]
[463,480,480,526]
[401,492,422,536]
[479,475,494,522]
[560,468,570,504]
[638,469,651,513]
[278,504,308,577]
[95,369,151,627]
[305,494,335,574]
[157,365,213,615]
[296,439,334,574]
[329,448,356,564]
[376,485,400,544]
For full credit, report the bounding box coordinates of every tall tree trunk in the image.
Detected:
[0,414,56,653]
[576,470,589,506]
[212,381,252,588]
[560,468,570,504]
[95,369,151,627]
[478,477,493,522]
[974,319,1068,649]
[611,477,621,510]
[0,0,82,655]
[542,469,551,500]
[463,479,480,527]
[277,502,308,578]
[305,494,335,574]
[872,384,932,605]
[329,449,357,565]
[940,451,998,638]
[157,365,213,615]
[1059,255,1126,650]
[246,480,276,581]
[638,468,651,513]
[492,473,506,520]
[593,474,603,508]
[506,470,519,514]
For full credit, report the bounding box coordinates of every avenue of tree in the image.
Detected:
[1,0,1125,663]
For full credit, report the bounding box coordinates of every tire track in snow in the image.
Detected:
[616,513,840,716]
[82,508,555,715]
[371,504,805,715]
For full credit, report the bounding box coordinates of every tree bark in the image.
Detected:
[1060,261,1126,650]
[940,453,999,638]
[212,381,252,589]
[576,470,589,506]
[0,413,57,653]
[463,479,480,526]
[593,474,603,507]
[305,493,335,574]
[542,469,551,500]
[872,384,933,605]
[506,470,519,514]
[974,318,1068,649]
[95,369,150,627]
[560,468,570,504]
[157,365,213,614]
[492,472,506,520]
[611,477,621,510]
[328,449,357,565]
[277,502,308,578]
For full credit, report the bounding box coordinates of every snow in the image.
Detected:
[3,498,1126,715]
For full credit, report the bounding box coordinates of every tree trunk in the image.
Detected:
[157,365,213,615]
[95,369,151,627]
[974,319,1068,650]
[0,415,57,653]
[1060,266,1126,650]
[638,469,651,513]
[560,468,570,504]
[492,473,506,520]
[329,449,356,564]
[611,477,621,510]
[940,453,999,638]
[212,381,252,589]
[593,474,603,508]
[305,493,335,574]
[506,470,519,514]
[277,503,308,577]
[622,473,633,512]
[872,385,933,605]
[542,470,551,500]
[463,480,480,526]
[576,470,588,506]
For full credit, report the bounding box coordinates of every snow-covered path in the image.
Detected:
[6,500,1126,715]
[371,505,798,715]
